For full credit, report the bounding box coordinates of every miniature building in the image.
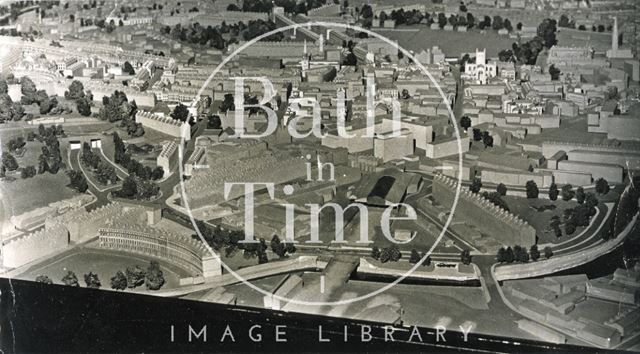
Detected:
[425,135,470,159]
[481,169,553,188]
[374,129,414,162]
[464,49,497,85]
[135,111,191,140]
[2,223,69,268]
[96,205,221,279]
[156,140,179,177]
[353,168,422,207]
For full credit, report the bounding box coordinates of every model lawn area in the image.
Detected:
[17,247,189,292]
[502,196,584,244]
[374,25,514,57]
[0,138,77,219]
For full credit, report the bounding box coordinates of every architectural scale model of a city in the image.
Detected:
[1,0,639,350]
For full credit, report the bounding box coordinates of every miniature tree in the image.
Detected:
[125,265,146,288]
[565,221,576,235]
[219,93,235,112]
[549,64,561,80]
[388,245,401,262]
[123,61,135,75]
[562,184,575,201]
[513,245,529,263]
[482,131,494,148]
[470,178,482,194]
[371,246,381,260]
[76,97,92,116]
[207,114,222,129]
[529,245,540,261]
[170,103,190,122]
[595,178,609,195]
[525,180,539,198]
[460,249,472,265]
[576,186,585,204]
[145,261,165,290]
[61,270,79,287]
[409,249,421,264]
[65,80,85,100]
[84,272,101,289]
[2,152,18,171]
[270,234,286,258]
[285,243,296,254]
[460,116,472,131]
[35,275,53,284]
[111,271,128,290]
[585,193,598,216]
[151,166,164,180]
[379,248,391,263]
[548,183,559,201]
[258,248,269,264]
[421,253,432,266]
[496,247,506,263]
[543,246,553,259]
[504,247,515,263]
[497,183,507,196]
[20,165,36,179]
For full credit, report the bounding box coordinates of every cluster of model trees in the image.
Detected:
[559,14,614,33]
[227,0,327,16]
[498,18,558,65]
[367,4,517,34]
[270,235,297,259]
[98,91,144,137]
[613,178,640,237]
[194,220,297,264]
[497,244,553,263]
[3,126,66,181]
[170,103,190,123]
[544,183,600,238]
[1,124,64,179]
[370,245,401,263]
[39,261,166,291]
[469,179,512,211]
[20,77,64,115]
[114,175,160,200]
[38,271,102,288]
[112,133,162,200]
[471,128,494,148]
[65,80,93,117]
[80,142,118,185]
[0,76,26,123]
[67,170,89,192]
[110,261,166,291]
[162,18,283,51]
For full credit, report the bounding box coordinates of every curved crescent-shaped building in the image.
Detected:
[97,226,220,279]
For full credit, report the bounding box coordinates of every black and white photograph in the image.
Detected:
[0,0,639,352]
